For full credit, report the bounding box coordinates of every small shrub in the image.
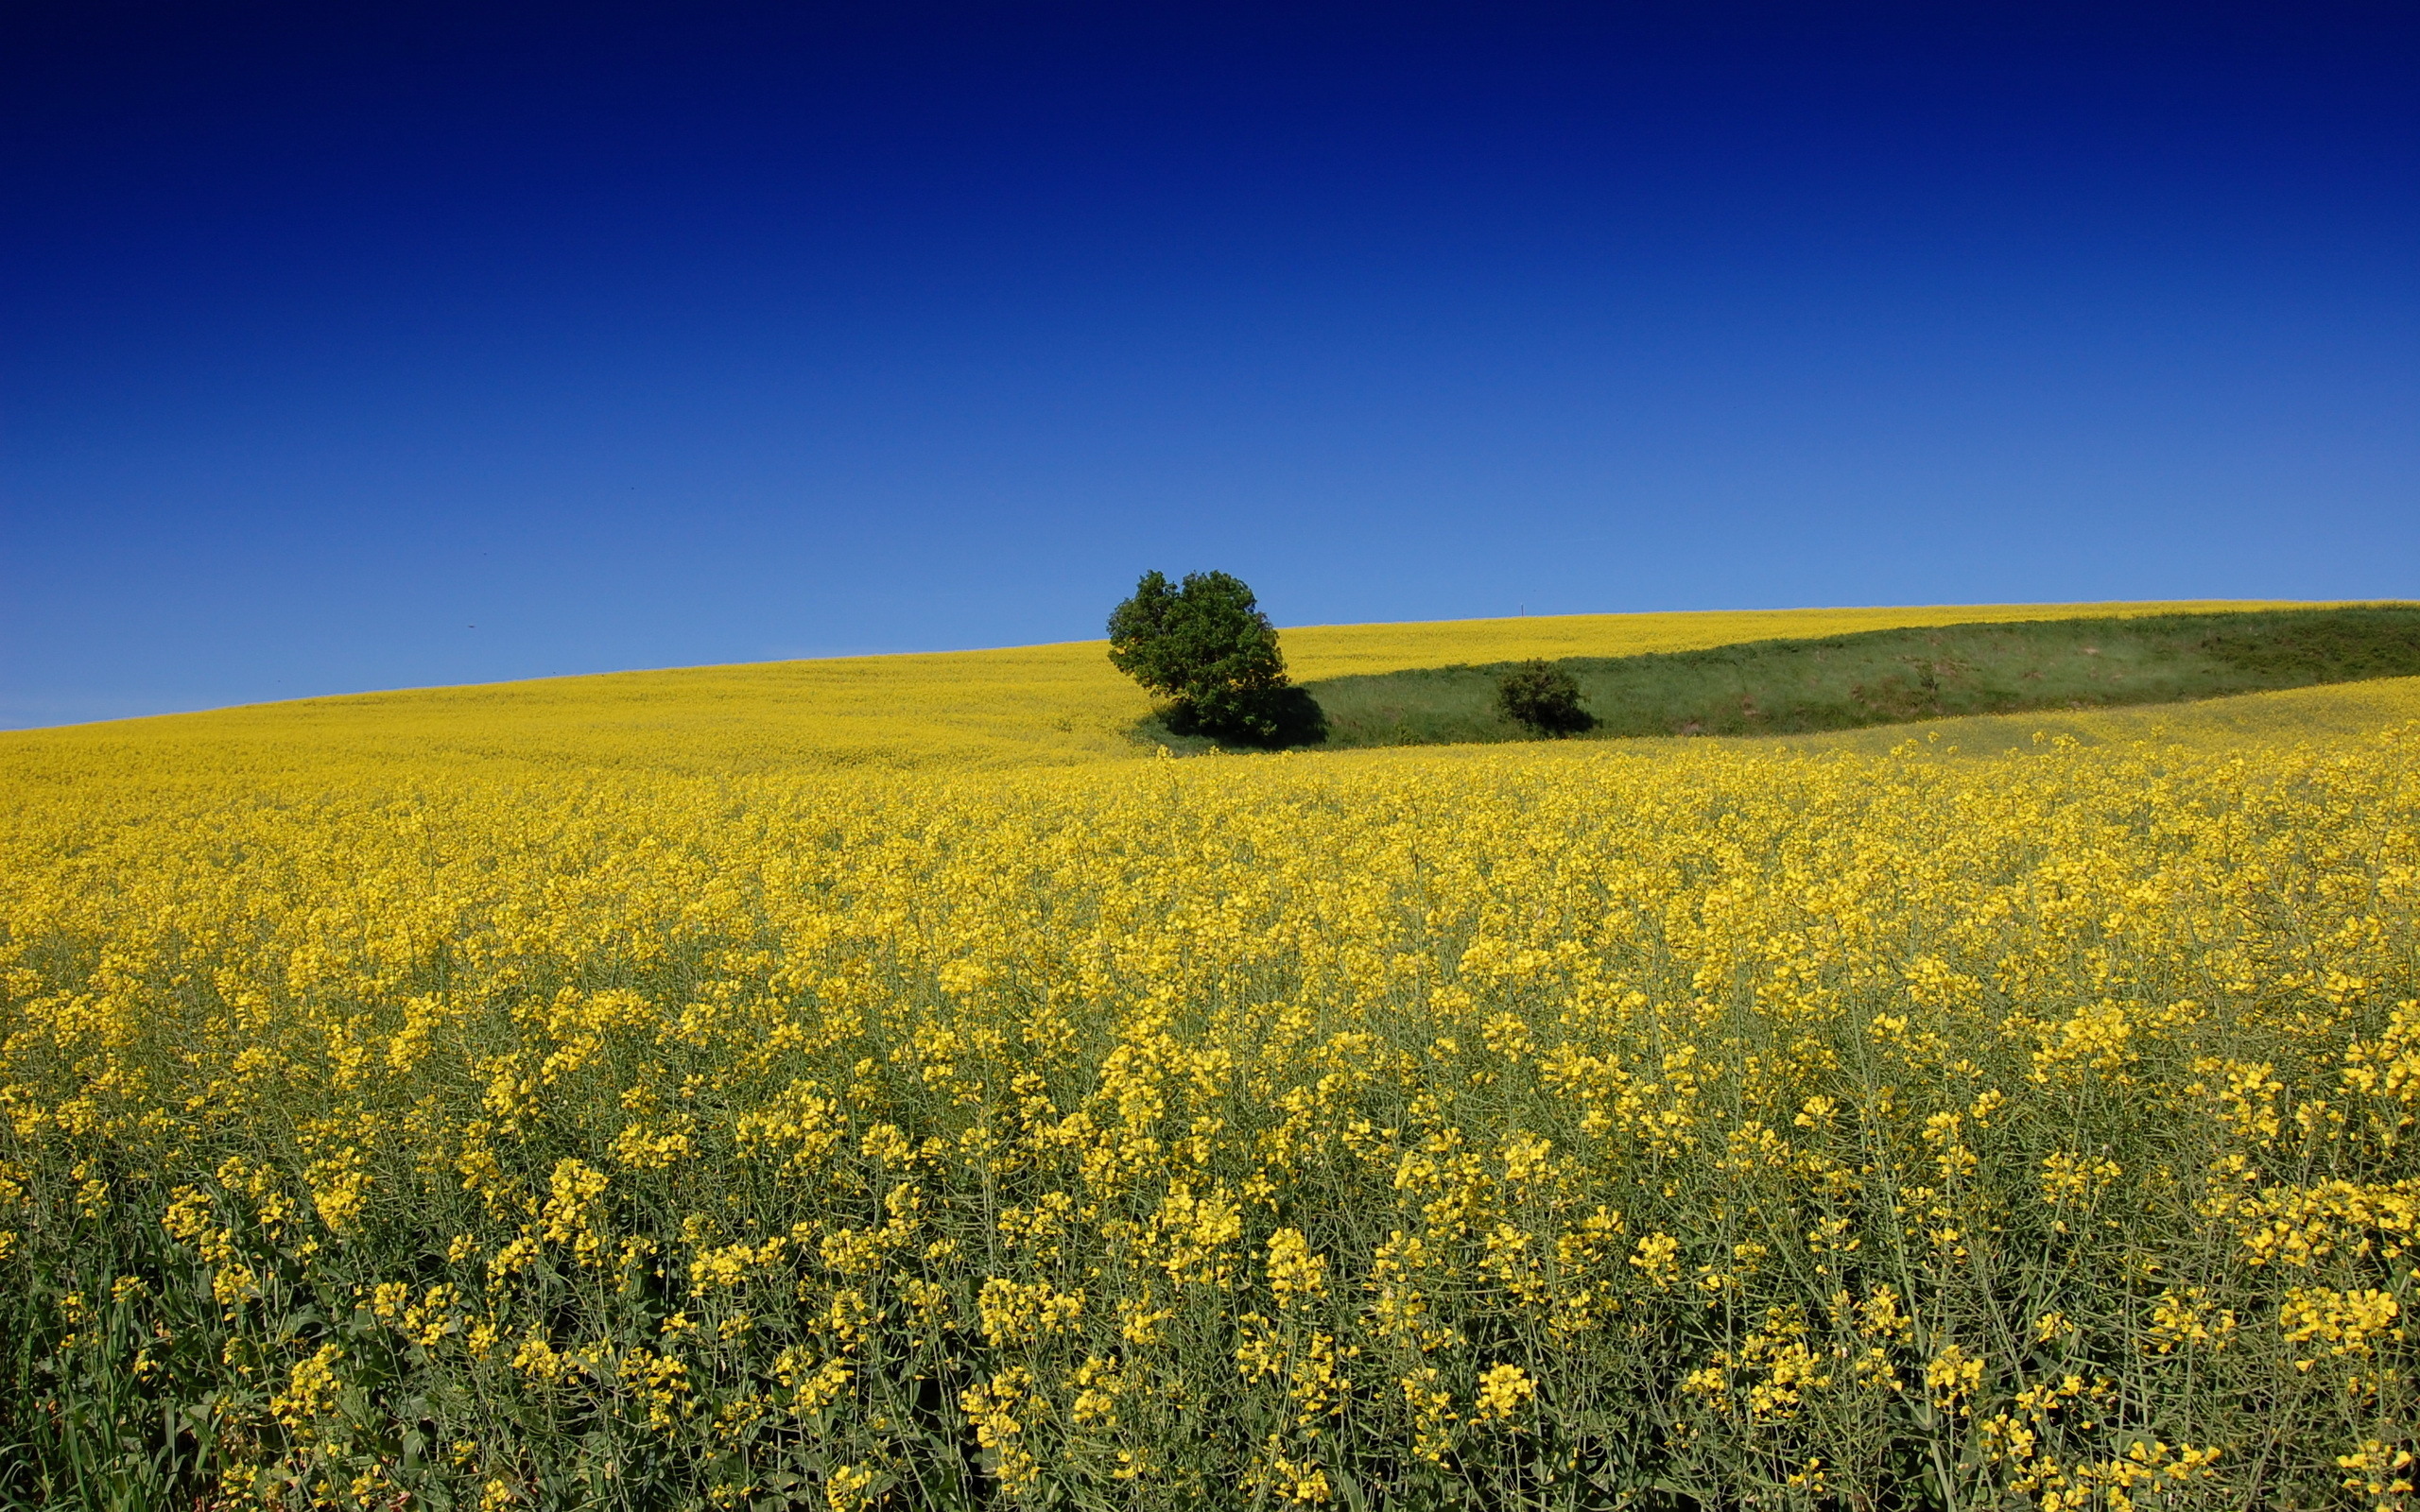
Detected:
[1496,659,1591,736]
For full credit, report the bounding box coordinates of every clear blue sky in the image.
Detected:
[5,2,2416,728]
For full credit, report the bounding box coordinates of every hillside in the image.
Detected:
[0,599,2326,791]
[7,599,2420,1509]
[1295,604,2420,749]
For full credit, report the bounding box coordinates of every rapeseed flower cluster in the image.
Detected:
[2,691,2417,1508]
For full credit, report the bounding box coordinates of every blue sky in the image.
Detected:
[5,2,2416,728]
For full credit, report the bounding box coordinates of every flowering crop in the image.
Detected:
[0,600,2290,787]
[2,647,2416,1510]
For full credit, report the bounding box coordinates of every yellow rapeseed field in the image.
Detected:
[0,600,2296,784]
[3,604,2416,1511]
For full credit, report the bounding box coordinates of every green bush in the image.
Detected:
[1107,570,1305,745]
[1495,658,1591,736]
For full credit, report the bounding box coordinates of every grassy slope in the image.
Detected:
[1791,672,2420,758]
[1305,605,2420,748]
[0,599,2316,793]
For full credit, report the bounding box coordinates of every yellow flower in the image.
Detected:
[1473,1363,1537,1424]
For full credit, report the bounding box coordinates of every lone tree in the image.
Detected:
[1108,570,1296,744]
[1496,658,1592,736]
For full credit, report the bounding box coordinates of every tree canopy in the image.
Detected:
[1107,570,1297,745]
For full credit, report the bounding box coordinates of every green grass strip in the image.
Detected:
[1144,604,2420,750]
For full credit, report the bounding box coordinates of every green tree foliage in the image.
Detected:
[1107,570,1298,744]
[1495,658,1592,736]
